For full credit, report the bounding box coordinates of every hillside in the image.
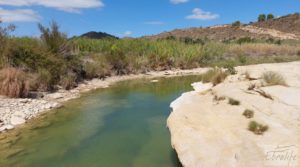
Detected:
[253,13,300,36]
[145,13,300,41]
[80,31,118,39]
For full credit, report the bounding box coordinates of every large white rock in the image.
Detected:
[168,61,300,167]
[0,125,14,132]
[10,116,26,126]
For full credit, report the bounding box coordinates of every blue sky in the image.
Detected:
[0,0,299,37]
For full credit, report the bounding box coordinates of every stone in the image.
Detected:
[0,125,14,132]
[10,116,26,126]
[47,93,64,100]
[150,80,159,83]
[168,61,300,167]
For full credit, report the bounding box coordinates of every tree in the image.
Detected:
[258,14,266,22]
[38,21,69,56]
[232,21,241,27]
[0,19,16,68]
[267,14,274,20]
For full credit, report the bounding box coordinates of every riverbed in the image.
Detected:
[0,76,203,167]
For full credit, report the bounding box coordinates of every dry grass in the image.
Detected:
[262,71,287,86]
[0,68,30,98]
[228,43,299,56]
[202,68,228,86]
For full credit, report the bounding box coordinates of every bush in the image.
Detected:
[83,54,111,79]
[38,21,69,56]
[232,21,241,27]
[0,21,15,68]
[297,50,300,56]
[201,68,228,86]
[0,68,30,98]
[243,109,254,118]
[258,14,266,22]
[262,71,287,86]
[30,69,52,91]
[237,37,254,44]
[59,72,77,90]
[224,62,237,75]
[248,121,269,135]
[228,98,240,105]
[267,14,274,20]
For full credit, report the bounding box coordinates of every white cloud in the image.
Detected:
[144,21,165,25]
[0,0,104,13]
[170,0,189,4]
[0,8,41,22]
[123,31,132,37]
[186,8,219,20]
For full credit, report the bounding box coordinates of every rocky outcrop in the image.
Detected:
[168,61,300,167]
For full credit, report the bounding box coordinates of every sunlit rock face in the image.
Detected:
[168,61,300,167]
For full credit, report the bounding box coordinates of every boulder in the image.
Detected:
[10,116,26,126]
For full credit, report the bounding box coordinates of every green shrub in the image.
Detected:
[30,69,52,91]
[248,121,269,135]
[237,37,255,44]
[0,21,15,68]
[202,68,228,86]
[243,109,254,118]
[258,14,266,22]
[38,21,69,55]
[232,21,241,27]
[297,50,300,56]
[262,71,287,86]
[83,54,111,79]
[267,14,274,20]
[228,98,240,105]
[0,68,29,98]
[59,72,77,90]
[224,62,237,75]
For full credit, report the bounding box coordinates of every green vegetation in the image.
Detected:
[258,14,266,22]
[267,14,275,20]
[232,21,241,27]
[248,121,269,135]
[201,68,228,86]
[0,20,299,97]
[258,13,274,22]
[243,109,254,119]
[297,50,300,56]
[228,98,240,105]
[262,71,287,86]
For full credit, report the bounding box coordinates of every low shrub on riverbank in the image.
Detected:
[0,68,30,98]
[201,68,228,85]
[262,71,287,86]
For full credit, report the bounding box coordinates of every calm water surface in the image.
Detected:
[0,76,202,167]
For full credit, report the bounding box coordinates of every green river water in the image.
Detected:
[0,76,202,167]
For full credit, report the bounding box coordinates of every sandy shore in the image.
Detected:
[0,68,210,133]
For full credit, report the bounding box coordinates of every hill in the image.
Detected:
[144,13,300,41]
[80,31,118,39]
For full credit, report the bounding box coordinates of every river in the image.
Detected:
[0,76,202,167]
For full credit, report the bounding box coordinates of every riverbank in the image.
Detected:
[0,68,210,133]
[167,61,300,167]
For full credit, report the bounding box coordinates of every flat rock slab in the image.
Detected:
[168,61,300,167]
